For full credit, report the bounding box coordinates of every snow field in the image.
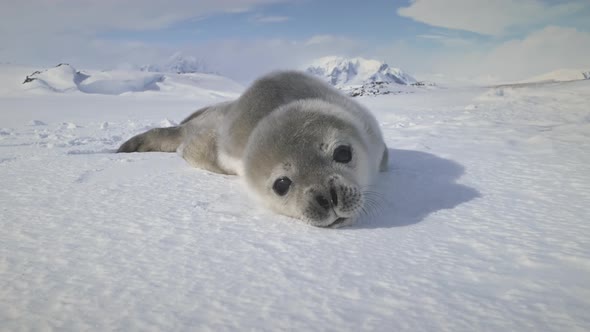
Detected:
[1,65,589,330]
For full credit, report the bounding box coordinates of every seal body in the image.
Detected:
[118,71,388,227]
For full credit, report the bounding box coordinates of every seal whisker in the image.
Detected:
[362,190,386,220]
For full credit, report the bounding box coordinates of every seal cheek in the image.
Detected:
[338,185,363,215]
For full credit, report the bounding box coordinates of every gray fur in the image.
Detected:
[117,126,183,153]
[117,71,388,227]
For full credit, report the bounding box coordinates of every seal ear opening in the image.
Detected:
[379,147,389,172]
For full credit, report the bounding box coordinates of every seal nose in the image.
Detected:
[330,187,338,206]
[315,187,339,211]
[315,195,331,211]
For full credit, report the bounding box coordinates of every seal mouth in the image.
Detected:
[322,217,348,228]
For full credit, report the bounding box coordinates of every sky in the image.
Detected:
[1,0,590,83]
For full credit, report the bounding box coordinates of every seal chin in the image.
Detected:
[315,216,354,228]
[325,217,349,228]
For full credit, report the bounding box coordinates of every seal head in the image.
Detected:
[243,99,374,228]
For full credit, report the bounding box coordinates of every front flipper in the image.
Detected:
[379,147,389,172]
[180,128,233,175]
[117,127,183,153]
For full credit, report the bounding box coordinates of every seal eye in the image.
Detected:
[273,177,292,196]
[333,145,352,163]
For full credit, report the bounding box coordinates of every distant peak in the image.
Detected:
[305,56,416,87]
[141,53,210,74]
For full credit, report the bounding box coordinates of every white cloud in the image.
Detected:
[417,34,474,47]
[304,35,358,47]
[0,0,285,35]
[385,26,590,84]
[251,15,291,23]
[398,0,586,35]
[477,26,590,81]
[0,33,360,82]
[0,0,287,66]
[184,35,362,82]
[3,1,587,85]
[0,0,289,69]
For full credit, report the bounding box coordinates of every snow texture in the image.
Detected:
[1,64,589,331]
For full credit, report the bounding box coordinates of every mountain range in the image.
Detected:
[140,53,210,74]
[305,56,417,87]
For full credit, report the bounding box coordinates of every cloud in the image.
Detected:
[183,35,362,82]
[0,0,286,35]
[250,15,291,23]
[304,35,358,47]
[398,0,587,35]
[376,26,590,84]
[0,0,290,68]
[3,1,587,85]
[417,34,474,47]
[477,26,590,81]
[0,32,360,81]
[0,0,287,66]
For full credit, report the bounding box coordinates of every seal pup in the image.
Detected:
[118,71,388,228]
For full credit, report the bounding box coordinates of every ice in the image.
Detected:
[0,64,589,331]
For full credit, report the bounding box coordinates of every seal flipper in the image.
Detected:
[379,147,389,172]
[180,106,209,125]
[117,126,183,153]
[180,127,233,175]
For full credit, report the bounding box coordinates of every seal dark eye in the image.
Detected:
[333,145,352,163]
[273,177,292,196]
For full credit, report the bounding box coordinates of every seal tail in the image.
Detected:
[117,126,183,153]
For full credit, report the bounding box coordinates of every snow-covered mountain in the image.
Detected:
[305,56,417,86]
[141,53,210,74]
[21,63,242,98]
[518,69,590,84]
[23,64,91,92]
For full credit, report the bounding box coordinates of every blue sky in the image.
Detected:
[102,1,430,44]
[101,0,588,45]
[2,0,590,83]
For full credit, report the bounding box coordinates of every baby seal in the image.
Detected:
[118,71,388,227]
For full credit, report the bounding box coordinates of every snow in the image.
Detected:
[518,68,590,84]
[141,52,210,74]
[18,64,242,98]
[306,56,417,86]
[1,64,590,331]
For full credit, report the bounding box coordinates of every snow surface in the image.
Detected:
[306,56,417,86]
[1,64,590,331]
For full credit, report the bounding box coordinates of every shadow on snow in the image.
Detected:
[353,148,480,229]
